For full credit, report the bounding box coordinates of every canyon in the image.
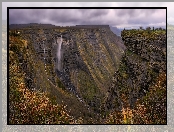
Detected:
[9,24,166,124]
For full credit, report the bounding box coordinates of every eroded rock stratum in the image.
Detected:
[9,24,166,124]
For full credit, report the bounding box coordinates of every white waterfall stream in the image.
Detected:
[57,35,62,71]
[41,34,91,112]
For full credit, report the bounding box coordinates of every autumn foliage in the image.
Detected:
[9,35,80,124]
[9,31,166,124]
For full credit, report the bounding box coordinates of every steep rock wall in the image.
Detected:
[105,29,166,111]
[19,25,125,114]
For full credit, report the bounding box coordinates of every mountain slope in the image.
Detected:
[9,24,125,123]
[109,26,122,36]
[104,29,166,124]
[9,24,166,124]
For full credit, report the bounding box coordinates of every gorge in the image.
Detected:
[9,24,166,124]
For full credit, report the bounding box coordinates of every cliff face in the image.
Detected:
[15,25,125,117]
[9,24,166,124]
[105,29,166,111]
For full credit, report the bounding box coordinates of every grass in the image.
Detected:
[8,27,166,124]
[9,33,80,124]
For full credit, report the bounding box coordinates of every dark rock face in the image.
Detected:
[19,25,125,114]
[105,29,166,111]
[9,24,167,122]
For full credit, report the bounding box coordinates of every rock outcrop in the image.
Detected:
[105,29,166,111]
[9,24,167,123]
[15,24,125,116]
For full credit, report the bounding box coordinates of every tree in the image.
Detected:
[140,26,143,30]
[159,27,162,30]
[146,27,151,30]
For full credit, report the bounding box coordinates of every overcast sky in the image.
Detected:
[2,2,173,28]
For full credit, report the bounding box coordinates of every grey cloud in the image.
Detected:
[9,8,166,28]
[113,9,166,27]
[3,2,172,26]
[80,9,108,17]
[116,9,139,18]
[47,10,78,23]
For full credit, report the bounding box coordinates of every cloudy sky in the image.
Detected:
[2,2,173,28]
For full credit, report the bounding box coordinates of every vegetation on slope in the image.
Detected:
[74,28,124,106]
[8,27,166,124]
[104,71,166,124]
[104,28,166,124]
[9,34,84,124]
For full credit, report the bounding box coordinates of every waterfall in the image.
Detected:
[57,35,62,71]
